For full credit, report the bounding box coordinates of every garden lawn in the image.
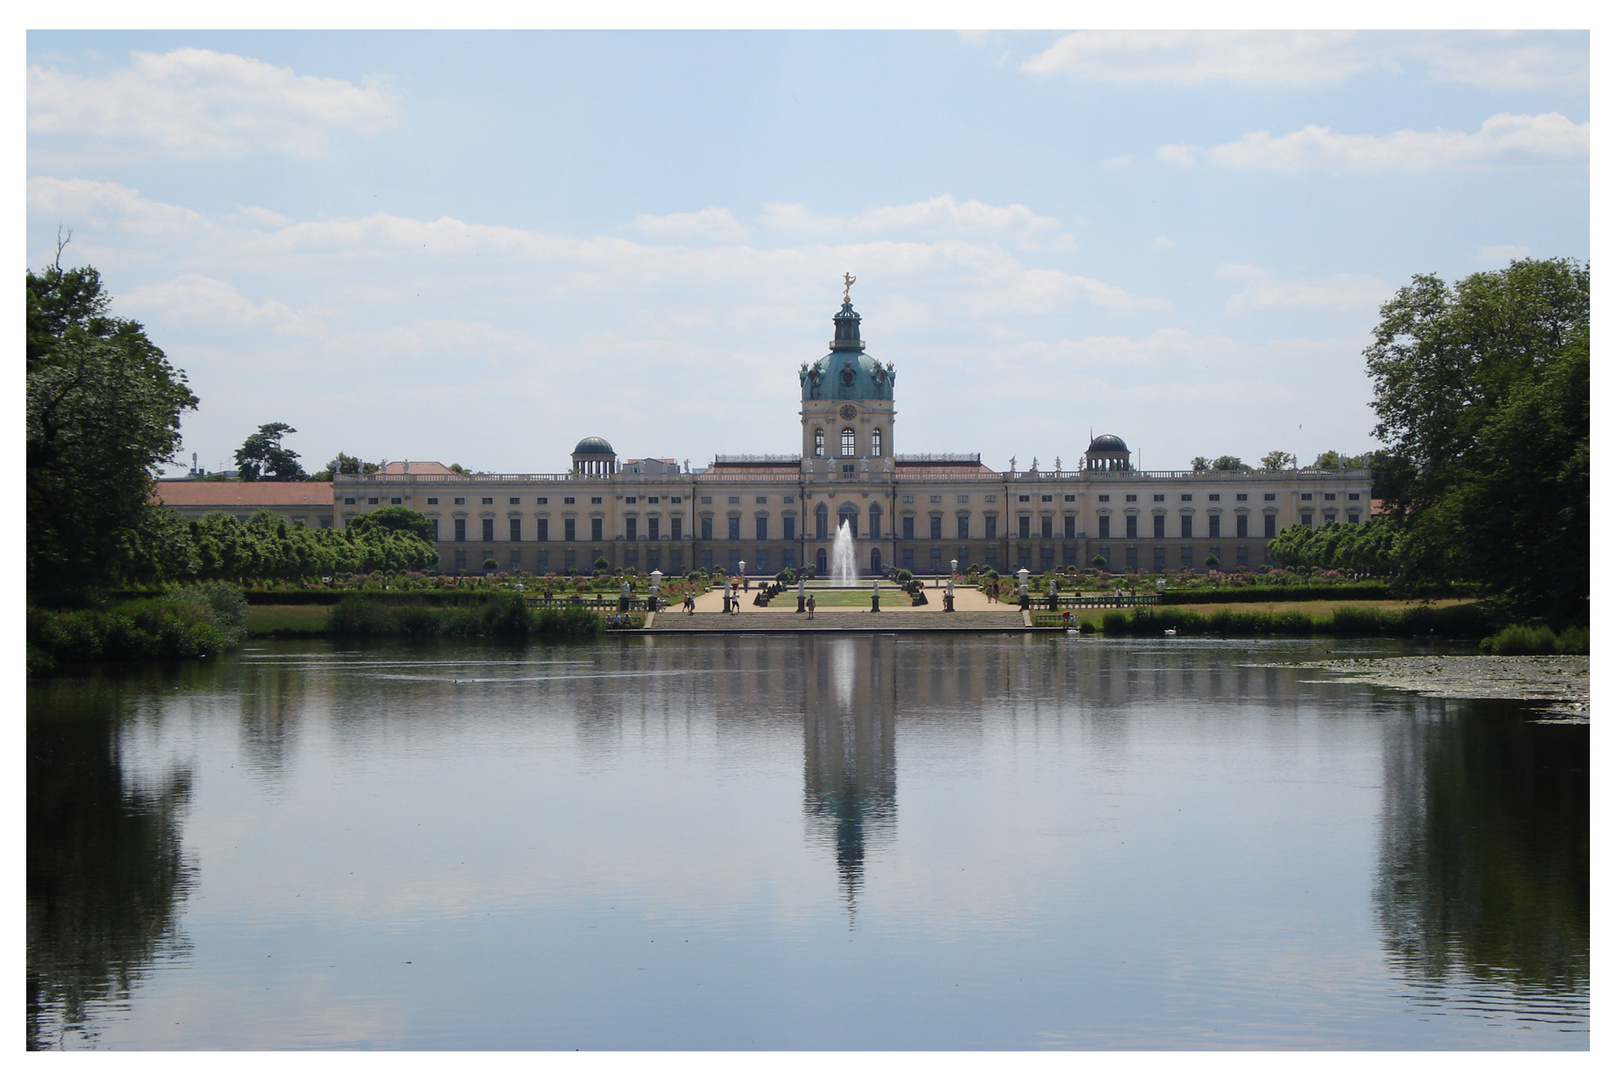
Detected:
[246,604,335,634]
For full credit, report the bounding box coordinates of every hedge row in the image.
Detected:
[1158,582,1463,605]
[1094,603,1493,639]
[325,593,603,642]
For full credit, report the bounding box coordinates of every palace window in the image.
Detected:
[454,497,465,505]
[728,517,741,541]
[1300,512,1313,527]
[1236,516,1248,538]
[536,497,547,505]
[509,497,520,505]
[930,515,943,540]
[482,498,493,505]
[700,516,713,540]
[984,514,997,540]
[670,518,683,540]
[783,516,795,540]
[1153,515,1166,539]
[869,505,881,539]
[454,519,467,542]
[537,519,549,541]
[430,519,439,540]
[841,428,856,457]
[1180,514,1194,539]
[591,518,603,541]
[563,497,574,504]
[1152,494,1164,502]
[1263,493,1275,501]
[1019,515,1031,539]
[564,518,576,542]
[1096,515,1110,539]
[590,497,602,505]
[756,496,768,504]
[902,516,915,540]
[647,518,660,541]
[814,429,825,457]
[1125,515,1137,539]
[391,497,403,506]
[367,497,379,505]
[1263,514,1276,539]
[1208,514,1220,539]
[1180,494,1193,502]
[624,518,636,542]
[509,519,521,542]
[756,516,769,541]
[427,498,438,505]
[1041,517,1054,539]
[958,514,970,540]
[1208,494,1220,501]
[1235,493,1247,502]
[871,429,882,457]
[482,519,495,542]
[816,505,829,539]
[1098,494,1109,503]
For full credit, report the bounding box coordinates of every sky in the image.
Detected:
[25,28,1590,477]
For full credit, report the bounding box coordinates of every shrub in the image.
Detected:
[1481,623,1589,655]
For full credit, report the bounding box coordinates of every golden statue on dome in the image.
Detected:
[842,272,856,304]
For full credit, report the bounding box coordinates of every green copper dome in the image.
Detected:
[800,302,896,402]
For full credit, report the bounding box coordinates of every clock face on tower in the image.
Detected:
[839,404,857,420]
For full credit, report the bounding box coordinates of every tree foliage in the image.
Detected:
[235,422,307,481]
[1267,519,1404,575]
[1364,258,1587,623]
[1259,451,1296,471]
[311,452,379,481]
[1209,455,1252,472]
[27,263,197,602]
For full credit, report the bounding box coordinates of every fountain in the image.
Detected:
[831,520,857,587]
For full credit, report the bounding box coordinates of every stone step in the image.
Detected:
[641,609,1030,633]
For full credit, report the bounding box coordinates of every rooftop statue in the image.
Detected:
[843,272,856,304]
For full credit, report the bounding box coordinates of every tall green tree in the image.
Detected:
[1365,258,1587,623]
[1210,455,1252,472]
[1259,451,1296,471]
[27,263,197,601]
[235,422,307,481]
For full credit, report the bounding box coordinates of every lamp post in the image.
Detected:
[649,569,662,613]
[871,577,881,613]
[797,574,806,613]
[739,560,747,592]
[945,559,957,612]
[1048,575,1059,612]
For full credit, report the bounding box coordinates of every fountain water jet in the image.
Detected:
[831,521,857,587]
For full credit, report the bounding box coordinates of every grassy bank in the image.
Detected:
[1480,624,1589,655]
[1031,601,1494,639]
[28,583,248,676]
[325,593,602,642]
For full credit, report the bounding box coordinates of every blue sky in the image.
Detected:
[26,29,1590,476]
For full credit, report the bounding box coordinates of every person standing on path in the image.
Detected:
[807,593,816,620]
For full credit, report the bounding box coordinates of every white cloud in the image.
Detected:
[1207,113,1588,172]
[1156,144,1195,168]
[28,48,400,161]
[123,274,326,336]
[28,176,211,236]
[762,194,1067,249]
[1101,154,1133,169]
[1219,266,1390,313]
[1152,237,1175,250]
[1025,30,1375,86]
[633,207,748,243]
[1479,244,1532,262]
[1021,30,1586,91]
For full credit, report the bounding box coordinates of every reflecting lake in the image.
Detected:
[27,635,1588,1050]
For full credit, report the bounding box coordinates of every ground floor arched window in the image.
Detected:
[816,548,828,575]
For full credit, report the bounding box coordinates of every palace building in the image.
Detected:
[167,287,1372,577]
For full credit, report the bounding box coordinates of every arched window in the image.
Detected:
[814,429,825,457]
[870,429,882,457]
[841,428,856,457]
[815,504,829,540]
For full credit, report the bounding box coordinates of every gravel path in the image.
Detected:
[1295,654,1589,722]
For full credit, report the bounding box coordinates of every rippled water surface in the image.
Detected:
[27,635,1588,1049]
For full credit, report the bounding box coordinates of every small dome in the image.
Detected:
[1087,434,1129,454]
[573,436,615,456]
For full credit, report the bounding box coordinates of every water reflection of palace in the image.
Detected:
[800,637,897,920]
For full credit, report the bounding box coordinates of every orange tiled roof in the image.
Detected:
[156,481,333,507]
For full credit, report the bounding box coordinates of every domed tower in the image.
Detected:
[1085,434,1132,472]
[799,276,896,475]
[572,436,617,476]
